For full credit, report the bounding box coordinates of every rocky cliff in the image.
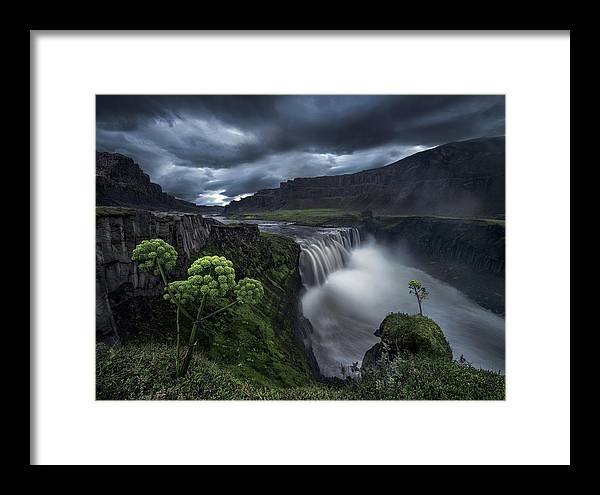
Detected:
[226,136,505,217]
[96,208,218,342]
[363,215,505,314]
[95,207,319,379]
[96,152,220,214]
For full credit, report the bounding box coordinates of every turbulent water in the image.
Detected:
[298,228,361,287]
[212,216,505,377]
[302,239,505,376]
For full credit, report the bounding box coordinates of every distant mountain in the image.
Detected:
[226,136,505,217]
[96,152,222,214]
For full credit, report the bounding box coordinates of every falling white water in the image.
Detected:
[300,239,505,377]
[213,216,505,379]
[298,228,361,287]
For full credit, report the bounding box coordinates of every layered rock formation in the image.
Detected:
[96,208,218,342]
[362,215,505,314]
[365,216,505,276]
[96,152,221,214]
[226,136,505,217]
[96,208,320,377]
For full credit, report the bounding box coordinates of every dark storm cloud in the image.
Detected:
[96,95,505,205]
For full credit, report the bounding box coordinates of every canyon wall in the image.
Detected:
[95,208,320,377]
[96,208,219,342]
[362,215,505,314]
[226,137,505,217]
[96,152,221,214]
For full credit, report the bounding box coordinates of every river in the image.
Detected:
[212,216,505,377]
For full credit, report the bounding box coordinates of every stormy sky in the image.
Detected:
[96,95,505,206]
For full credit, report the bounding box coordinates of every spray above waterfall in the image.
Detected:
[298,228,361,287]
[212,217,505,377]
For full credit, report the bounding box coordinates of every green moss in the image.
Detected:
[380,313,453,360]
[116,231,314,389]
[197,233,312,388]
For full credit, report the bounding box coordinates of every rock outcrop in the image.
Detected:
[226,136,505,217]
[96,152,219,214]
[362,313,453,371]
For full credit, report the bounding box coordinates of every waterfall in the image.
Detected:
[298,228,361,287]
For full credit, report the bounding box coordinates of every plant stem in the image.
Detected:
[156,260,195,323]
[199,300,239,322]
[175,306,181,375]
[177,294,207,378]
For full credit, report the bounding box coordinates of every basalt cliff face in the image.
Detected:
[95,208,320,376]
[226,137,505,217]
[362,214,505,314]
[97,152,222,214]
[96,208,218,342]
[96,208,269,341]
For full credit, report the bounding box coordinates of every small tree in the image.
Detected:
[132,240,264,378]
[408,279,429,316]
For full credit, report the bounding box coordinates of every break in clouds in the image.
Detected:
[96,95,505,206]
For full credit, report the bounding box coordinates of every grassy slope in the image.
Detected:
[97,340,504,400]
[96,218,506,400]
[200,233,313,388]
[107,232,315,391]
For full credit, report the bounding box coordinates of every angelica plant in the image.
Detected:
[132,238,178,280]
[132,242,264,379]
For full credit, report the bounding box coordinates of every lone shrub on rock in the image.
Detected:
[132,243,264,378]
[408,279,429,316]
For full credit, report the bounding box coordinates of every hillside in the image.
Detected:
[96,152,222,214]
[225,136,505,217]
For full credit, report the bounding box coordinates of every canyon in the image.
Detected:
[95,142,505,381]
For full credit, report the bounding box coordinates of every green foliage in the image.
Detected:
[96,341,504,400]
[163,255,238,303]
[353,354,505,400]
[123,233,313,388]
[193,233,313,387]
[380,313,453,360]
[408,279,429,315]
[235,278,264,305]
[131,239,178,275]
[131,239,267,379]
[162,279,198,309]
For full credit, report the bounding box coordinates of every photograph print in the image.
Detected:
[96,95,505,400]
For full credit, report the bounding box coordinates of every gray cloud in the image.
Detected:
[96,95,505,205]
